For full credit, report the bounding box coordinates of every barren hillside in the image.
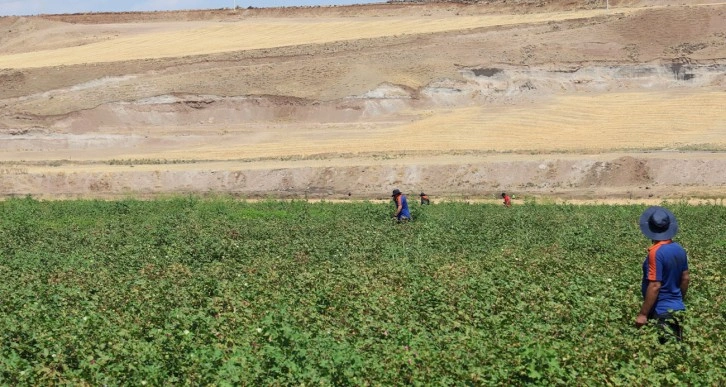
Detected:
[1,0,725,201]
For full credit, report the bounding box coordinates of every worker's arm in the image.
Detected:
[636,281,661,327]
[680,270,690,298]
[393,198,402,217]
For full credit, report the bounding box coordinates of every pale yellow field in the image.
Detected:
[0,9,621,69]
[106,90,726,161]
[396,91,726,152]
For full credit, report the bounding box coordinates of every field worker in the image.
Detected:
[636,206,690,343]
[420,192,431,205]
[501,192,512,207]
[391,189,411,221]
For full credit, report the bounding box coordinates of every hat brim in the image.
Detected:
[639,206,679,240]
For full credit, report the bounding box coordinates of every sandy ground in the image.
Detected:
[1,0,725,201]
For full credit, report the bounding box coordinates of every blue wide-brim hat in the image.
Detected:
[639,206,679,241]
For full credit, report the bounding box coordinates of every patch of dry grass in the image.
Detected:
[0,9,621,69]
[105,90,725,161]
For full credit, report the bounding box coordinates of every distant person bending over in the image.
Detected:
[419,192,430,205]
[636,206,690,344]
[501,192,512,207]
[392,189,411,221]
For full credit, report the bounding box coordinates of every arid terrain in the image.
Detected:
[1,0,725,202]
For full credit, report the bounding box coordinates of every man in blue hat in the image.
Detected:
[391,189,411,222]
[636,206,690,343]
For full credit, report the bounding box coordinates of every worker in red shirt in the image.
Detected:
[501,192,512,207]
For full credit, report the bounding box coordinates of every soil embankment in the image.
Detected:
[1,1,725,201]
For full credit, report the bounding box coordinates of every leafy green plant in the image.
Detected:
[0,198,723,384]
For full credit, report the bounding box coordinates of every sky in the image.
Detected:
[0,0,385,16]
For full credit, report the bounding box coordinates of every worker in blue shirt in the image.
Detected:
[636,206,690,343]
[391,189,411,222]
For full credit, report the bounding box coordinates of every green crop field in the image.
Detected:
[0,197,724,385]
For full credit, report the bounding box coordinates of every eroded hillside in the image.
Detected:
[1,1,725,200]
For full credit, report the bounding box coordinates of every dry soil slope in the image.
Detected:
[0,1,725,200]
